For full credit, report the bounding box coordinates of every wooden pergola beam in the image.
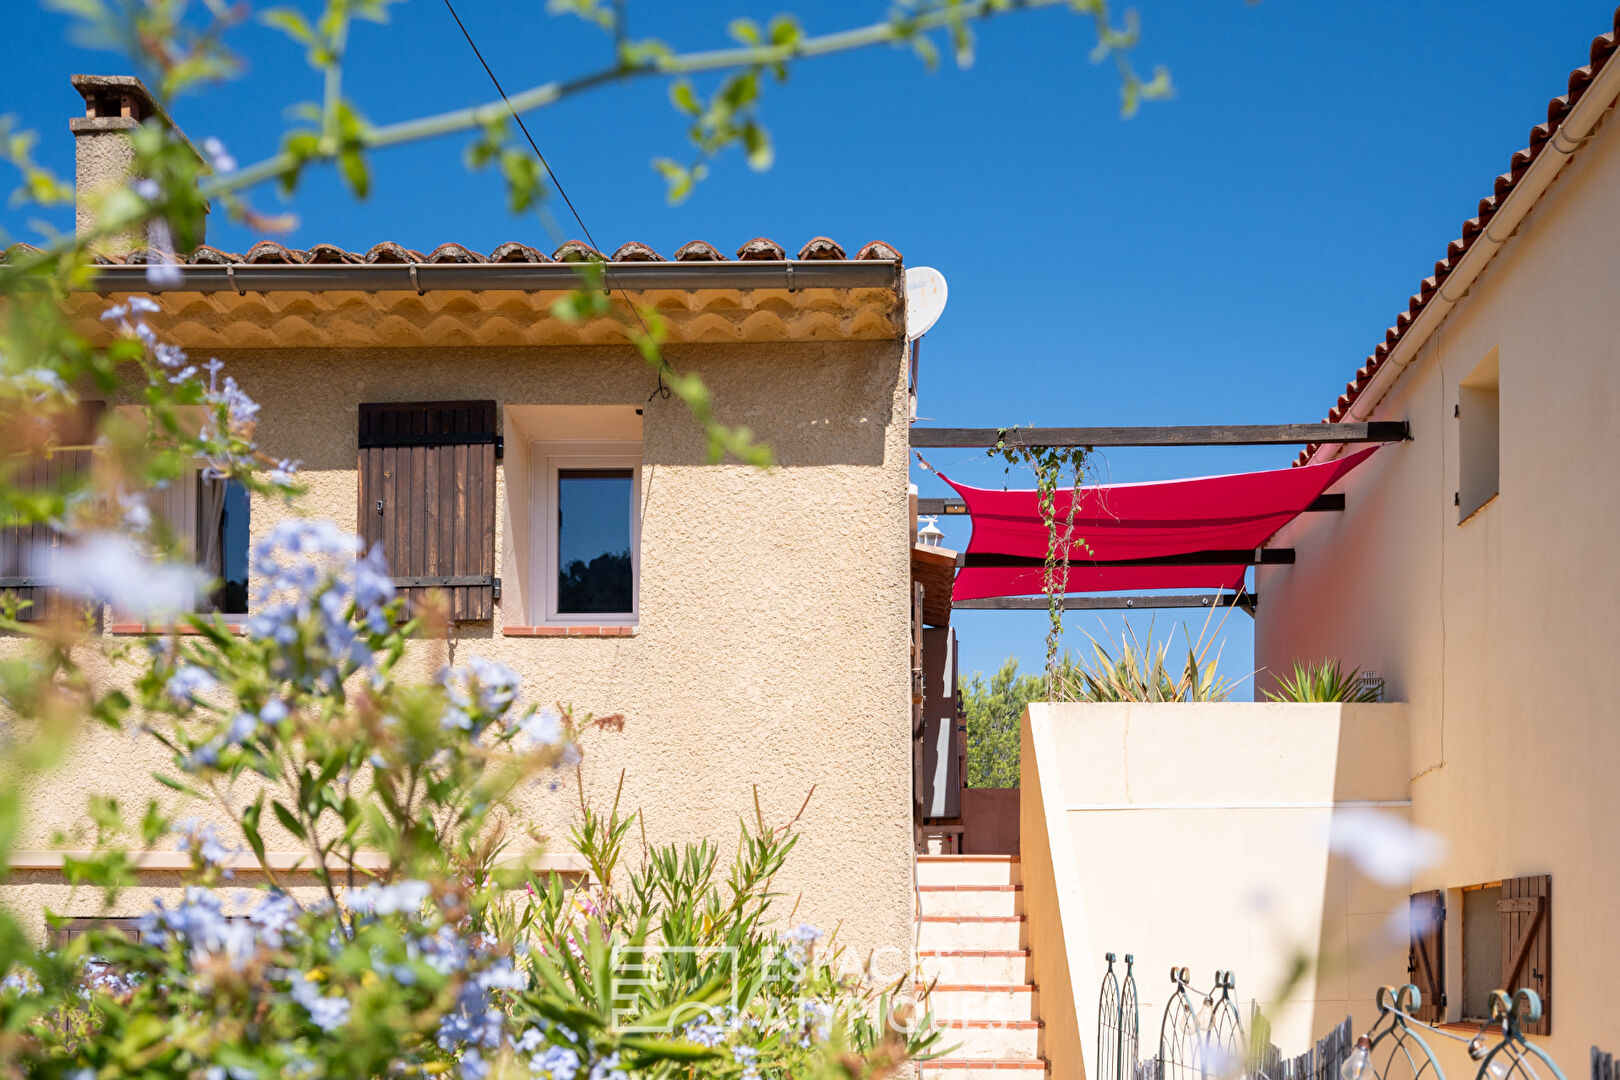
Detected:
[953,592,1254,613]
[957,549,1293,569]
[916,493,1345,517]
[909,422,1409,448]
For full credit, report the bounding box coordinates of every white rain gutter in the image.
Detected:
[1308,55,1620,466]
[68,258,899,295]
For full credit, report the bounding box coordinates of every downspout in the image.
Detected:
[1307,54,1620,466]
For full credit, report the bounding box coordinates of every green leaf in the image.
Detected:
[261,7,319,48]
[727,18,761,45]
[742,124,773,172]
[241,794,268,864]
[338,146,370,199]
[668,80,701,118]
[616,1036,723,1062]
[271,800,308,843]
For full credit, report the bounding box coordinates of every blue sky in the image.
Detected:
[3,0,1611,693]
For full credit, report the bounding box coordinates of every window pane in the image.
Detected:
[556,469,633,615]
[220,479,250,613]
[1462,885,1504,1021]
[198,476,250,614]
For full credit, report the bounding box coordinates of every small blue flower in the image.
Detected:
[165,664,216,706]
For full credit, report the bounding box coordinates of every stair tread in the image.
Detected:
[922,983,1035,992]
[925,1061,1048,1069]
[917,854,1021,862]
[918,949,1030,956]
[917,885,1023,892]
[937,1020,1043,1029]
[917,915,1025,922]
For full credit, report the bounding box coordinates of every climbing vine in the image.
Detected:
[992,433,1091,699]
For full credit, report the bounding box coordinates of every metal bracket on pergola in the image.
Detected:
[909,421,1410,449]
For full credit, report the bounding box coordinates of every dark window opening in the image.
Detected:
[197,476,250,614]
[556,468,633,615]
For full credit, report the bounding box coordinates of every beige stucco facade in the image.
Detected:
[1022,702,1412,1076]
[1255,73,1620,1071]
[2,303,918,972]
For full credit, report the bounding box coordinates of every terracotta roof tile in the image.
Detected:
[552,240,602,262]
[246,241,304,264]
[427,242,485,264]
[190,245,241,264]
[1298,6,1620,464]
[363,242,420,264]
[797,236,847,260]
[672,240,726,261]
[856,240,902,261]
[304,243,359,265]
[735,237,785,260]
[610,241,663,262]
[489,241,548,263]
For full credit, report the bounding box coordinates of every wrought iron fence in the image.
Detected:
[1351,985,1568,1080]
[1104,962,1250,1080]
[1593,1047,1615,1080]
[1099,953,1142,1080]
[1096,957,1578,1080]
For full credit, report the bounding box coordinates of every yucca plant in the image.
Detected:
[1264,658,1379,703]
[1055,613,1238,703]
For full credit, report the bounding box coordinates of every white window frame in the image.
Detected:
[529,440,641,626]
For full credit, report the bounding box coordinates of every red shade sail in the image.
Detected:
[943,447,1376,601]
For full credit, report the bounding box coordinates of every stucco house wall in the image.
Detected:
[2,333,917,970]
[1022,702,1410,1074]
[1255,94,1620,1065]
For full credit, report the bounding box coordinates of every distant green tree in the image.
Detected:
[962,657,1046,789]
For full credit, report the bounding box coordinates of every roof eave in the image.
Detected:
[71,258,901,295]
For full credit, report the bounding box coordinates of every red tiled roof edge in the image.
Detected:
[1296,6,1620,466]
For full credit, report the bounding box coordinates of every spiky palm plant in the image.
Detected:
[1264,658,1379,703]
[1055,616,1237,703]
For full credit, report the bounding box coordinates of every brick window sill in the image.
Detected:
[108,622,248,636]
[502,625,637,638]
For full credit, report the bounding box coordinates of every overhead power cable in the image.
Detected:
[441,0,670,398]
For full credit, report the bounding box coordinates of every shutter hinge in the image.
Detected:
[1454,403,1460,418]
[492,577,501,601]
[494,435,503,461]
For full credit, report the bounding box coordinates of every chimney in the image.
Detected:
[70,74,205,258]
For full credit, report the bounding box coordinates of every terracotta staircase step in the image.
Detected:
[920,1061,1049,1078]
[916,915,1026,951]
[917,885,1024,917]
[916,854,1022,888]
[929,1019,1043,1059]
[917,949,1032,984]
[920,983,1039,1022]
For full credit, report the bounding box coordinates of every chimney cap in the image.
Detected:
[69,74,201,163]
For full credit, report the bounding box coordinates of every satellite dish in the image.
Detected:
[905,266,948,341]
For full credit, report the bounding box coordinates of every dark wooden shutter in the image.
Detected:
[1408,889,1446,1022]
[0,402,104,622]
[48,916,144,948]
[358,401,497,622]
[1500,874,1551,1035]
